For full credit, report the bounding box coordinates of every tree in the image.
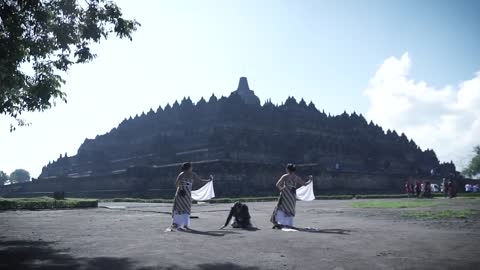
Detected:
[0,171,8,185]
[463,146,480,178]
[1,0,140,131]
[9,169,30,183]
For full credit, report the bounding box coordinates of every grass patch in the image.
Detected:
[0,197,98,210]
[405,209,474,219]
[351,200,438,209]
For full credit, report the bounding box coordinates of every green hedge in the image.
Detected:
[208,197,278,204]
[438,192,480,198]
[99,192,480,204]
[102,196,279,204]
[102,198,173,203]
[355,194,409,199]
[316,195,354,200]
[0,197,98,210]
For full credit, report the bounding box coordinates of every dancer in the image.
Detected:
[222,201,253,229]
[271,163,312,229]
[170,162,212,231]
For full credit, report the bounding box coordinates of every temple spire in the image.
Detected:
[231,77,260,105]
[237,77,251,92]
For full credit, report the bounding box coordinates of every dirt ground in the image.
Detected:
[1,198,479,270]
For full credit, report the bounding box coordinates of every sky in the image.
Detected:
[1,0,479,178]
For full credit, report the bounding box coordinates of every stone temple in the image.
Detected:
[1,77,458,198]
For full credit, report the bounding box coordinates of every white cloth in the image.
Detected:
[191,181,215,201]
[276,209,294,226]
[296,181,315,201]
[281,228,298,232]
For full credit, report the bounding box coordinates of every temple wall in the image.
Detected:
[0,160,453,199]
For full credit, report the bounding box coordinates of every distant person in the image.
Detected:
[169,162,213,231]
[473,184,480,193]
[405,180,412,197]
[431,183,439,193]
[423,181,432,198]
[415,180,422,198]
[271,164,312,229]
[447,180,457,198]
[442,178,448,198]
[465,184,472,192]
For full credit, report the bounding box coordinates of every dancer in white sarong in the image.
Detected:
[170,162,212,230]
[271,164,312,229]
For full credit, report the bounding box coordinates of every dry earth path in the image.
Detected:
[1,198,479,270]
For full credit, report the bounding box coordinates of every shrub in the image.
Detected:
[316,195,354,200]
[355,194,409,199]
[0,197,98,210]
[53,191,65,200]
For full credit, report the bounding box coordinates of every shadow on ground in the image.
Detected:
[274,226,352,234]
[295,228,352,234]
[0,240,259,270]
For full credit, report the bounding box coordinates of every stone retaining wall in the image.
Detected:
[0,160,452,198]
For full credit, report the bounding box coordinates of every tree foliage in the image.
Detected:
[462,146,480,178]
[9,168,30,183]
[0,0,140,130]
[0,170,8,185]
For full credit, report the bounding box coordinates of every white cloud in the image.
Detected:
[364,52,480,170]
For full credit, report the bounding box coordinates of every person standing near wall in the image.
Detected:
[405,180,412,197]
[415,180,422,198]
[447,179,457,198]
[423,181,432,198]
[442,178,448,198]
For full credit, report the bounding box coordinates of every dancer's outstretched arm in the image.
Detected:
[221,206,235,229]
[305,175,314,185]
[193,172,213,183]
[295,175,313,186]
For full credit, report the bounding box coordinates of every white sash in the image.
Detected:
[191,181,215,201]
[296,181,315,201]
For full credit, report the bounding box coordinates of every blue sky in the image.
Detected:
[1,0,479,178]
